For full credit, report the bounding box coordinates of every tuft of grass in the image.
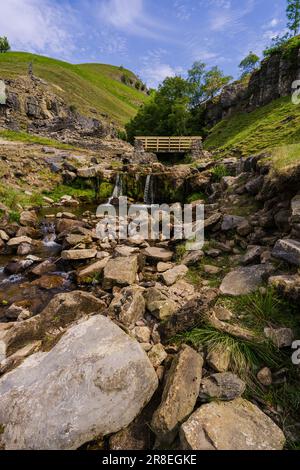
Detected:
[186,191,207,203]
[211,164,230,182]
[174,325,282,381]
[220,288,299,332]
[270,143,300,172]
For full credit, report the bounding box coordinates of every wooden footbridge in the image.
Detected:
[135,136,202,153]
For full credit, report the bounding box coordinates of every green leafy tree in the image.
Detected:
[239,51,260,77]
[0,36,10,53]
[202,66,232,101]
[287,0,300,36]
[187,61,206,106]
[125,76,195,141]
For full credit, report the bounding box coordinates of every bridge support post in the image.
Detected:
[191,138,204,161]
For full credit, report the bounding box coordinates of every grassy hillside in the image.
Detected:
[0,52,148,126]
[204,97,300,158]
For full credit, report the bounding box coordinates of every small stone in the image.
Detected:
[61,249,97,260]
[160,265,188,286]
[144,247,173,262]
[206,348,231,372]
[213,305,233,321]
[182,250,204,266]
[272,239,300,267]
[203,265,221,275]
[157,262,173,273]
[264,327,294,348]
[148,344,167,368]
[134,326,151,343]
[199,372,246,401]
[257,367,272,386]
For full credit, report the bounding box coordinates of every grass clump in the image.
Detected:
[186,191,207,203]
[211,164,230,182]
[175,325,282,381]
[43,183,95,203]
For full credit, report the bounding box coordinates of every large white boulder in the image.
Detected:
[0,315,158,450]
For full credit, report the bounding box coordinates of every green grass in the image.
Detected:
[204,97,300,163]
[0,183,44,211]
[270,143,300,172]
[43,184,95,203]
[175,326,282,381]
[0,129,76,149]
[0,52,148,126]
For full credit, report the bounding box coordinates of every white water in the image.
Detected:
[108,174,123,204]
[144,175,154,205]
[41,222,61,250]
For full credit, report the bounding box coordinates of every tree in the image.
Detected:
[187,61,206,106]
[287,0,300,36]
[0,36,10,53]
[239,51,260,77]
[202,66,232,101]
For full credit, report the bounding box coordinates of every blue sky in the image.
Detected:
[0,0,287,87]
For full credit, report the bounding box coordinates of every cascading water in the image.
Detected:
[144,175,154,205]
[109,173,123,204]
[40,221,61,251]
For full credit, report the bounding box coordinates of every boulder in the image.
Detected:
[109,286,145,327]
[31,260,56,276]
[77,258,109,283]
[221,215,245,232]
[199,373,246,401]
[264,327,294,348]
[269,274,300,302]
[20,211,38,228]
[7,236,33,247]
[144,247,173,263]
[0,291,106,360]
[182,250,204,266]
[151,345,203,444]
[160,265,188,286]
[56,219,84,234]
[220,264,274,296]
[0,315,158,450]
[144,287,178,321]
[61,249,97,261]
[103,256,138,289]
[180,399,285,450]
[291,194,300,224]
[272,239,300,266]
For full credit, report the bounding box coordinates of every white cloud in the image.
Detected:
[98,0,170,40]
[139,49,183,88]
[0,0,76,58]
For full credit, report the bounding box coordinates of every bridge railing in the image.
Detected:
[135,136,202,153]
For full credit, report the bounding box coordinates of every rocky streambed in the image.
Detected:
[0,153,300,450]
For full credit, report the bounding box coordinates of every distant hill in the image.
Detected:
[0,52,148,126]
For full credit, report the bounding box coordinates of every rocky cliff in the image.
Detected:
[0,75,115,148]
[205,46,300,127]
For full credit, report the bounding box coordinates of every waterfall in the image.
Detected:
[109,174,123,204]
[144,175,154,205]
[40,221,60,249]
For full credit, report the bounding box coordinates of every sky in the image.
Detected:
[0,0,288,87]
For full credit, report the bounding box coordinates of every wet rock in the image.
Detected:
[220,264,274,296]
[5,304,31,321]
[144,247,173,263]
[20,211,38,228]
[245,176,265,195]
[151,345,203,444]
[31,260,56,276]
[109,286,145,327]
[56,218,84,234]
[148,344,167,368]
[30,275,65,290]
[4,259,33,275]
[62,249,97,261]
[160,265,188,287]
[180,398,285,450]
[0,291,106,360]
[272,239,300,266]
[199,373,246,402]
[103,256,138,289]
[17,242,33,256]
[0,315,158,450]
[264,327,294,348]
[257,367,272,386]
